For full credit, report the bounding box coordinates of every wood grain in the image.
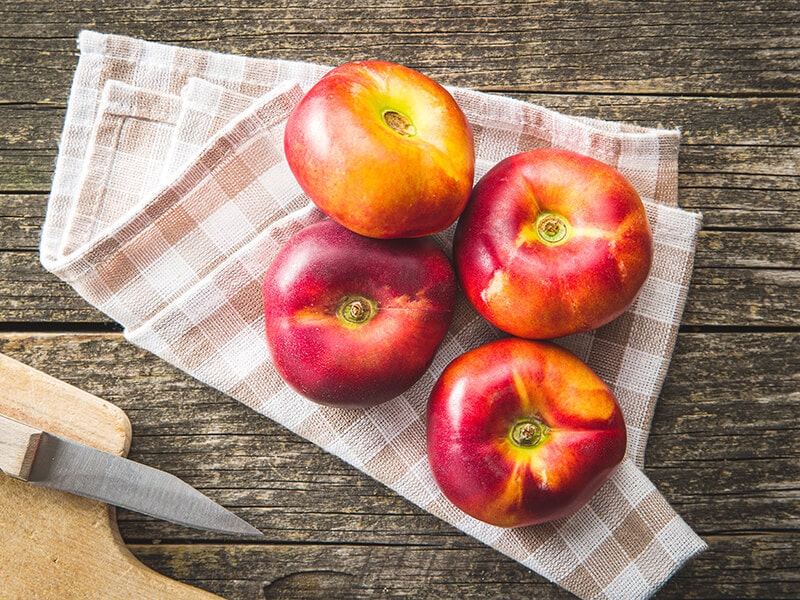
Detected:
[0,352,221,599]
[0,1,796,97]
[0,414,42,480]
[0,1,797,598]
[0,331,796,599]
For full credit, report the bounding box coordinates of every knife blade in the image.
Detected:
[0,413,262,537]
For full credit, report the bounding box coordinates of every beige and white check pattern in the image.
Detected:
[40,31,707,600]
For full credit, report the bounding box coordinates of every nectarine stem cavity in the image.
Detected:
[510,418,548,448]
[536,213,569,245]
[337,295,377,327]
[382,110,416,137]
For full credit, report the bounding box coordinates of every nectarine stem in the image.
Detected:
[536,213,568,245]
[382,110,416,137]
[510,418,547,448]
[337,295,377,327]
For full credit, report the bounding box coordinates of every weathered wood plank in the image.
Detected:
[0,1,797,98]
[0,251,109,324]
[122,532,800,600]
[2,244,798,327]
[3,95,798,227]
[3,94,797,162]
[4,168,798,233]
[684,266,800,328]
[15,327,768,460]
[693,231,799,269]
[127,541,575,600]
[4,93,798,149]
[0,2,796,598]
[0,332,794,541]
[0,195,46,250]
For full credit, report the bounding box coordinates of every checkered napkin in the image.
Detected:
[40,30,707,600]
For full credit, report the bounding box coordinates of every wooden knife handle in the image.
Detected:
[0,414,43,481]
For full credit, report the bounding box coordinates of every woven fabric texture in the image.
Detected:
[40,31,707,600]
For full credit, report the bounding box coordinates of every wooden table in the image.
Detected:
[1,2,797,598]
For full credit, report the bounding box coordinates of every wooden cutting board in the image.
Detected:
[0,352,222,599]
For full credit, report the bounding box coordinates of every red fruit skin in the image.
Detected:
[284,60,475,239]
[453,148,653,339]
[263,219,457,408]
[427,337,627,528]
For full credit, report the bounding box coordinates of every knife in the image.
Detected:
[0,413,263,537]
